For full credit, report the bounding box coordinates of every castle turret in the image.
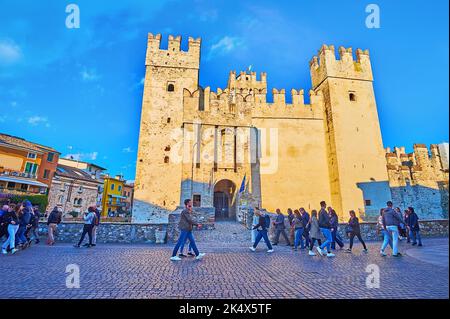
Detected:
[310,44,390,218]
[133,33,201,223]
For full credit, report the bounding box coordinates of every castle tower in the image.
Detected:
[132,33,201,223]
[310,45,391,218]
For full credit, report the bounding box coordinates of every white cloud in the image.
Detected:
[0,39,22,66]
[65,151,98,161]
[122,147,133,153]
[27,116,50,127]
[207,36,244,60]
[80,68,100,81]
[0,115,6,123]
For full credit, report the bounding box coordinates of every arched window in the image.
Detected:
[349,92,356,102]
[167,83,175,92]
[78,198,82,205]
[73,198,78,205]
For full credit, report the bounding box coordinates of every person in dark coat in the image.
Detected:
[170,199,205,261]
[250,209,273,252]
[345,210,368,253]
[287,208,295,246]
[16,200,32,248]
[407,207,422,246]
[1,205,20,254]
[46,207,62,245]
[328,207,344,250]
[272,209,290,246]
[300,208,311,248]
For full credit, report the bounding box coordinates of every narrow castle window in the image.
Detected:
[165,145,171,151]
[167,117,171,123]
[349,92,356,101]
[164,156,170,163]
[167,83,175,92]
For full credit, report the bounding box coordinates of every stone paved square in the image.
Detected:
[0,222,448,299]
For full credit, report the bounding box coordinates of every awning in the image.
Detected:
[0,175,48,188]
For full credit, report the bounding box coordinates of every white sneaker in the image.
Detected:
[267,249,274,253]
[380,251,387,257]
[170,256,182,261]
[308,250,316,256]
[1,249,7,255]
[316,247,324,256]
[326,252,335,257]
[195,253,206,260]
[10,248,17,254]
[249,247,256,252]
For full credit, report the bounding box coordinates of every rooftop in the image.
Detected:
[0,133,60,154]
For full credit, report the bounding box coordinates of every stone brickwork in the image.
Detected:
[385,144,449,219]
[133,34,391,223]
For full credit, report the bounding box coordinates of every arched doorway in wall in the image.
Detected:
[213,179,236,220]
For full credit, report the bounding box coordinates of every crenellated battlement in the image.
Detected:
[145,33,201,69]
[310,44,373,88]
[385,144,448,187]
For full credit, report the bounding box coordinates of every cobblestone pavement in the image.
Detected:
[0,222,448,299]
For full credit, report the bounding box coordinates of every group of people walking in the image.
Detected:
[1,200,102,254]
[0,200,43,255]
[251,200,423,258]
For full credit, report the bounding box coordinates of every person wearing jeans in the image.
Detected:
[381,201,403,257]
[407,207,422,246]
[292,210,305,251]
[378,209,392,250]
[74,207,96,248]
[329,207,344,250]
[317,201,335,257]
[250,209,273,253]
[171,199,205,261]
[272,209,290,246]
[2,205,20,254]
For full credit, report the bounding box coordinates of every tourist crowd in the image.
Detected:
[0,200,101,255]
[170,199,424,261]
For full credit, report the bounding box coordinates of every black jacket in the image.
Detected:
[47,210,62,225]
[348,216,361,234]
[2,210,19,225]
[318,209,331,229]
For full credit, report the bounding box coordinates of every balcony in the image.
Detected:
[0,170,37,179]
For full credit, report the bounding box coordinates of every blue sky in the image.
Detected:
[0,0,448,180]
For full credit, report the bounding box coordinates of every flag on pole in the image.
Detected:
[239,174,246,193]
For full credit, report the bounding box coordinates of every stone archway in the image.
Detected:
[213,179,236,220]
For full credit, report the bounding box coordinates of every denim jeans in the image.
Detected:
[381,225,399,255]
[410,230,422,245]
[253,229,273,250]
[331,229,344,249]
[319,228,332,252]
[16,225,27,245]
[302,230,311,248]
[180,238,193,254]
[172,230,199,257]
[294,228,305,249]
[381,229,393,249]
[2,224,19,250]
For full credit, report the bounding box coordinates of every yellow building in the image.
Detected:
[132,34,392,223]
[101,175,126,217]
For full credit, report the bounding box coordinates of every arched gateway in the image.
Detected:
[213,179,236,220]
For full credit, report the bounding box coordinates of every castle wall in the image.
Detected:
[310,45,391,219]
[385,144,449,219]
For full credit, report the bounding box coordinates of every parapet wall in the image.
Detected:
[310,44,373,88]
[146,33,201,69]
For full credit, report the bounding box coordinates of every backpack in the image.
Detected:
[264,215,271,229]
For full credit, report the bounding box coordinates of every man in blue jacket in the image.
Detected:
[16,200,32,247]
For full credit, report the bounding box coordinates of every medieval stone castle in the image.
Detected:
[132,33,449,223]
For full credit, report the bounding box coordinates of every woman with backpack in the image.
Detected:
[345,210,368,253]
[249,209,273,253]
[74,206,96,248]
[292,210,305,251]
